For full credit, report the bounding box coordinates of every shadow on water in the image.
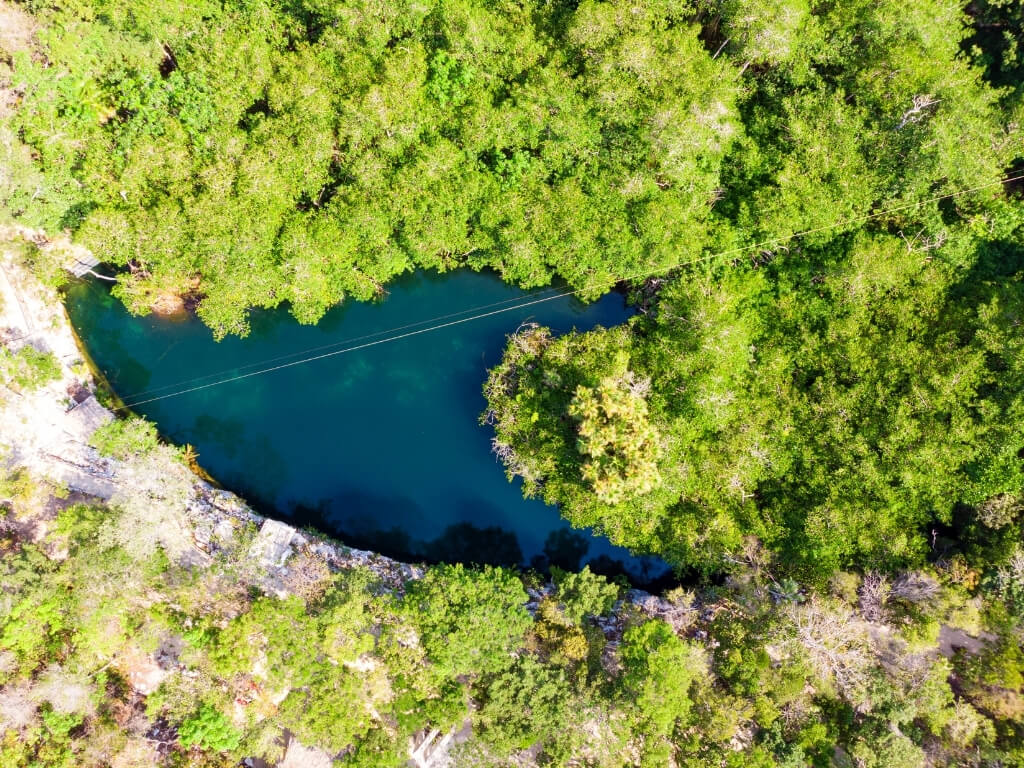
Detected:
[187,412,248,458]
[290,494,526,568]
[289,490,677,588]
[65,269,677,589]
[292,493,675,588]
[536,527,591,572]
[425,523,524,568]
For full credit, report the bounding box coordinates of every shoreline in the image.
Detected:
[1,241,678,607]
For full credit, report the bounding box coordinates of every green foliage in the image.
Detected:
[848,729,926,768]
[718,0,809,66]
[0,479,1021,766]
[1,0,1024,765]
[473,655,572,754]
[2,0,740,336]
[531,598,594,668]
[54,504,106,552]
[0,465,37,511]
[426,50,474,107]
[276,665,374,753]
[552,565,619,625]
[621,620,706,745]
[0,591,71,673]
[985,548,1024,620]
[570,377,663,505]
[963,637,1024,691]
[88,416,159,458]
[0,344,61,391]
[320,568,377,663]
[177,703,241,752]
[209,596,319,687]
[403,564,530,678]
[488,233,1024,579]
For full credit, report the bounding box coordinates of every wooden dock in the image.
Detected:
[65,252,102,278]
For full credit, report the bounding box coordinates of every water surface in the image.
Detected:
[66,270,670,585]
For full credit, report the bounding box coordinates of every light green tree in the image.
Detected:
[569,376,663,505]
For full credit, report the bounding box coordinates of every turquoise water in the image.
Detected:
[66,271,670,585]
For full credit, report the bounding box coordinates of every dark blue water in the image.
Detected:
[66,270,670,585]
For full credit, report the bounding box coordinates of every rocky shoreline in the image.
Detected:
[0,242,677,622]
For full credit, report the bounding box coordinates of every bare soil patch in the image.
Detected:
[0,2,38,60]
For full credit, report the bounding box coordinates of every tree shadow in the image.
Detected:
[289,492,526,568]
[424,522,523,568]
[183,417,289,504]
[951,237,1024,294]
[290,490,425,560]
[584,554,679,592]
[539,527,590,572]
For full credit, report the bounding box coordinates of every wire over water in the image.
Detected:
[110,172,1022,411]
[117,283,569,401]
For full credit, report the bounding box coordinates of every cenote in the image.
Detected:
[66,270,672,586]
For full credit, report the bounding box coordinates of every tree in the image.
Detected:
[717,0,810,67]
[88,417,159,459]
[786,596,873,705]
[552,565,619,625]
[620,620,706,758]
[210,596,320,688]
[98,443,194,561]
[276,665,376,754]
[473,656,572,754]
[570,377,663,505]
[403,564,530,678]
[178,703,242,752]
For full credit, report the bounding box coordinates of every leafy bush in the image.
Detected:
[552,565,619,625]
[621,620,706,738]
[0,344,60,391]
[403,564,531,678]
[473,655,572,753]
[277,666,374,754]
[88,416,159,459]
[177,703,241,752]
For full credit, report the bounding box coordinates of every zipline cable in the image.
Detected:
[117,283,569,401]
[112,171,1023,411]
[117,288,585,409]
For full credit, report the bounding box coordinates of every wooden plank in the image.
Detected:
[66,254,100,277]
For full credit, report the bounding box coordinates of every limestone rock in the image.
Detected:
[278,737,333,768]
[251,519,296,569]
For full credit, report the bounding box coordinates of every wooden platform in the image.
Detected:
[65,252,101,278]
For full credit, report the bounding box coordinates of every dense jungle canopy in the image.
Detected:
[2,0,1018,336]
[1,0,1024,765]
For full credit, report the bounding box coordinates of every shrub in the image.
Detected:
[552,565,619,625]
[177,703,241,752]
[88,417,158,459]
[473,655,572,754]
[0,345,60,391]
[403,564,531,678]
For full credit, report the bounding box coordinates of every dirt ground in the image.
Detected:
[0,1,37,60]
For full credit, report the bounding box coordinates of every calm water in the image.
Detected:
[66,270,670,585]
